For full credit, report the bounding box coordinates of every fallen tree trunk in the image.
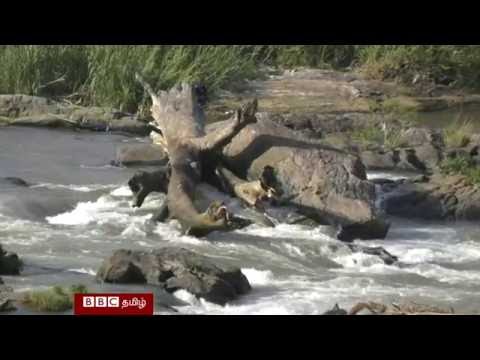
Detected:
[136,76,259,236]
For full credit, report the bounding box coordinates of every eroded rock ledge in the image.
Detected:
[0,94,150,135]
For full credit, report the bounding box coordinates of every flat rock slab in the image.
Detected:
[97,247,251,306]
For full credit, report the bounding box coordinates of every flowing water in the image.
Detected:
[1,126,480,315]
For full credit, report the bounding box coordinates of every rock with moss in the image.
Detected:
[97,247,251,306]
[0,245,22,275]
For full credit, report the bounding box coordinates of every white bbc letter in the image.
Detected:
[108,297,120,308]
[96,296,107,308]
[83,296,94,308]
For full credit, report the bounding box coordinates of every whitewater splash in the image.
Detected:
[4,180,480,314]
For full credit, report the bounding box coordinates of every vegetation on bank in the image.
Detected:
[444,119,475,148]
[21,284,88,312]
[440,155,480,187]
[1,45,480,113]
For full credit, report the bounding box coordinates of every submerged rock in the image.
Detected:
[323,304,348,315]
[347,244,399,265]
[97,247,251,306]
[0,245,22,275]
[0,177,30,187]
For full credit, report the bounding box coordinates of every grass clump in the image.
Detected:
[440,155,480,186]
[444,119,474,148]
[351,125,406,150]
[21,284,88,313]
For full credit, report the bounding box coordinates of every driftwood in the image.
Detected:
[348,301,455,315]
[323,301,456,315]
[134,75,263,235]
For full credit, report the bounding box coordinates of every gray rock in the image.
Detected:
[347,244,399,265]
[216,118,389,240]
[0,283,16,313]
[114,144,168,167]
[0,245,22,275]
[381,174,480,221]
[361,150,397,171]
[0,94,151,135]
[323,304,348,315]
[97,248,251,306]
[0,177,30,187]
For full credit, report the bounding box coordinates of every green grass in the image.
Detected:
[440,155,480,186]
[1,45,480,114]
[357,45,480,88]
[0,45,264,113]
[444,119,474,148]
[21,284,88,313]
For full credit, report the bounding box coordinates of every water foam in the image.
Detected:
[31,183,116,192]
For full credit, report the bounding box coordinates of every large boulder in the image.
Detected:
[0,245,22,275]
[96,247,251,306]
[208,118,389,241]
[113,144,168,167]
[381,174,480,220]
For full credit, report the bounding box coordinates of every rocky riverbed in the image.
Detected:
[1,68,480,315]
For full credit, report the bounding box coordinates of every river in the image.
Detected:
[1,126,480,315]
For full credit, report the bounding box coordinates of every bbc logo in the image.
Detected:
[83,296,120,308]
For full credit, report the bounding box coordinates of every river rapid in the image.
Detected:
[1,126,480,315]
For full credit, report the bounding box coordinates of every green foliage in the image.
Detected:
[351,126,384,145]
[440,155,480,186]
[21,284,88,313]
